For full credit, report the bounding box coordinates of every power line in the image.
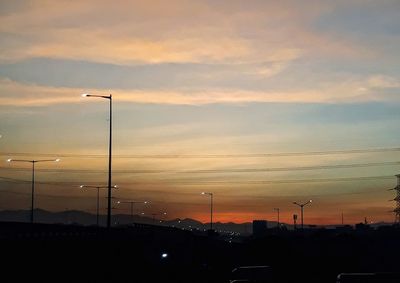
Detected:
[1,161,399,174]
[0,175,395,186]
[0,185,389,201]
[1,147,400,159]
[156,175,395,185]
[0,190,85,199]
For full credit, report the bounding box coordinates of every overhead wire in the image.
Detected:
[1,146,400,159]
[1,161,399,174]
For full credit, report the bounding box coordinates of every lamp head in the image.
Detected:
[6,158,12,162]
[55,158,60,162]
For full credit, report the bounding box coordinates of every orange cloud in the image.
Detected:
[0,0,370,65]
[2,78,399,107]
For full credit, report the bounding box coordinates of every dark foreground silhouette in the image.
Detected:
[1,222,399,283]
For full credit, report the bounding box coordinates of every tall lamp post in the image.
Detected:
[293,200,312,230]
[80,184,118,226]
[82,93,113,228]
[151,212,167,224]
[273,208,280,228]
[7,158,60,224]
[201,192,213,230]
[117,200,148,223]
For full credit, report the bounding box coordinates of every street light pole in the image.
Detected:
[150,211,167,225]
[293,200,312,230]
[31,161,35,224]
[80,185,117,226]
[274,208,280,228]
[7,158,60,224]
[202,192,213,230]
[117,200,148,224]
[107,94,112,229]
[82,93,113,228]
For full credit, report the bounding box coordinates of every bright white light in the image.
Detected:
[309,200,313,203]
[201,192,205,195]
[6,159,12,162]
[81,93,88,97]
[144,201,148,204]
[80,185,84,188]
[117,201,121,204]
[161,253,168,258]
[55,158,60,162]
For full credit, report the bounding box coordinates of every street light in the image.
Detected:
[151,212,167,225]
[293,200,312,230]
[201,192,214,231]
[117,200,148,224]
[7,158,60,224]
[80,184,118,226]
[82,93,113,228]
[273,208,280,228]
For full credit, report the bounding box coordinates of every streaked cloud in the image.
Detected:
[0,77,397,107]
[366,75,400,89]
[0,0,372,65]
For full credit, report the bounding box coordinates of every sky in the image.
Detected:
[0,0,400,225]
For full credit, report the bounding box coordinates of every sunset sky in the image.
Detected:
[1,0,400,225]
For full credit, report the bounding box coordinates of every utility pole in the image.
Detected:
[389,174,400,223]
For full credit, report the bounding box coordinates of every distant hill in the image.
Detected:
[3,209,386,234]
[0,209,255,234]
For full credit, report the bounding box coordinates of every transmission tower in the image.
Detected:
[389,174,400,223]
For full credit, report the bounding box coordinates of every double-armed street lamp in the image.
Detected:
[81,93,113,228]
[117,200,148,223]
[151,212,167,224]
[293,200,312,230]
[7,158,60,224]
[80,184,118,226]
[201,192,214,231]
